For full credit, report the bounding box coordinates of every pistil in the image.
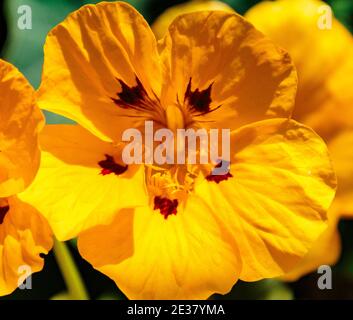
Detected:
[165,104,185,134]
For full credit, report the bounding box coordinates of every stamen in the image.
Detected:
[0,205,9,225]
[154,196,178,219]
[145,164,199,220]
[146,164,198,199]
[98,154,128,176]
[206,161,233,183]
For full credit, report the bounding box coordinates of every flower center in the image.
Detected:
[146,163,199,219]
[109,76,232,219]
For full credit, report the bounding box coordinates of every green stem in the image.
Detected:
[53,239,89,300]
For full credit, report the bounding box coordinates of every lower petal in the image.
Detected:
[197,118,336,281]
[19,125,148,241]
[281,205,341,282]
[78,196,242,300]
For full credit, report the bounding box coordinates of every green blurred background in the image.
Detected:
[0,0,353,300]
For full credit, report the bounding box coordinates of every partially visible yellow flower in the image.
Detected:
[21,2,336,299]
[246,0,353,280]
[0,59,53,296]
[152,0,234,40]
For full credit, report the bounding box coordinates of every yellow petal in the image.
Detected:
[197,118,336,281]
[78,199,242,300]
[0,196,53,296]
[38,2,162,142]
[245,0,352,278]
[19,125,148,241]
[245,0,353,140]
[327,130,353,217]
[158,10,297,131]
[152,0,234,40]
[300,129,348,277]
[0,59,44,197]
[281,205,340,281]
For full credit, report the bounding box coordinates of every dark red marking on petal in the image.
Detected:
[184,78,213,114]
[0,205,9,225]
[154,196,178,219]
[112,76,147,106]
[206,160,233,184]
[98,154,128,176]
[111,76,160,114]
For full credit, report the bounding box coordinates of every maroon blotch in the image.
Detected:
[111,76,149,109]
[206,160,233,184]
[98,154,128,176]
[154,196,178,219]
[0,205,9,225]
[184,78,213,114]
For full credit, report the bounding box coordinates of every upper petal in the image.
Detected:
[0,196,53,296]
[0,59,44,197]
[152,0,234,40]
[197,118,336,280]
[19,124,148,241]
[38,2,162,142]
[158,10,297,130]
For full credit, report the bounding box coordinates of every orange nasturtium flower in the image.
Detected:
[0,59,52,296]
[246,0,353,281]
[20,2,337,299]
